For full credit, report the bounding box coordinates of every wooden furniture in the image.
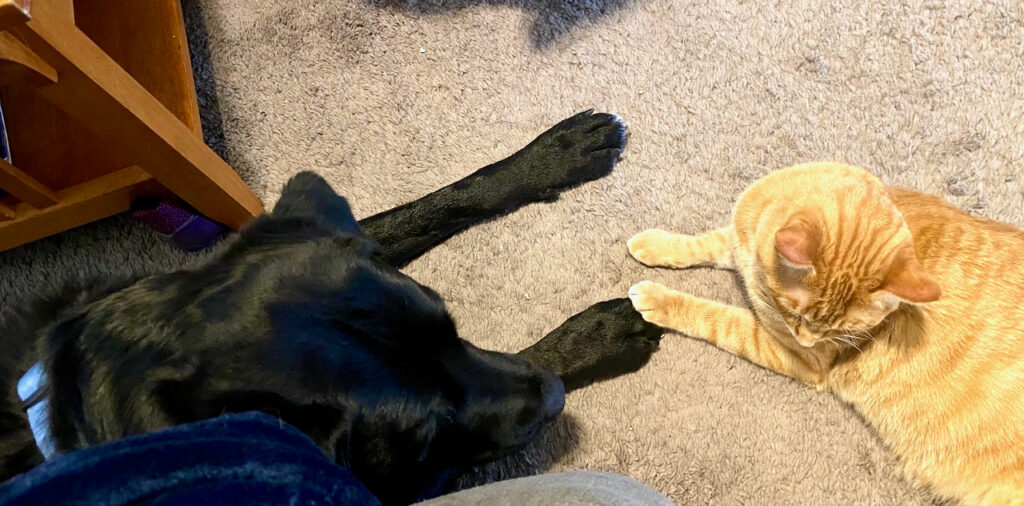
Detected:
[0,0,263,252]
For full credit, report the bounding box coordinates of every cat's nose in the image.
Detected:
[795,330,818,348]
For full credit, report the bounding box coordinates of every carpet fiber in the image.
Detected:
[3,0,1024,503]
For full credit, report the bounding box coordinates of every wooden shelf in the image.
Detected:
[1,0,200,193]
[0,166,156,251]
[0,158,59,207]
[74,0,202,136]
[0,1,29,33]
[0,0,262,252]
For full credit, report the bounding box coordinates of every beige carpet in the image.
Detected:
[3,0,1024,503]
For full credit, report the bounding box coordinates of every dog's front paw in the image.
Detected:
[517,298,663,390]
[515,109,627,201]
[629,281,675,328]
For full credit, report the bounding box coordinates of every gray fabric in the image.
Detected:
[2,1,1022,504]
[416,472,673,506]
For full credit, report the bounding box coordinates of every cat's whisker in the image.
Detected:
[846,324,875,336]
[831,334,863,352]
[821,337,844,352]
[848,330,877,343]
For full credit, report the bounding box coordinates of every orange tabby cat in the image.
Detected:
[627,161,1024,504]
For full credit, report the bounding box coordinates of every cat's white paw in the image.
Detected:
[629,281,672,325]
[627,229,673,266]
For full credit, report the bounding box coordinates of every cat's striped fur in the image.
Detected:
[628,162,1024,504]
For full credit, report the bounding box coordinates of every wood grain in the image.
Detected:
[0,165,155,251]
[0,0,29,33]
[74,0,202,135]
[32,0,74,26]
[0,0,260,250]
[0,12,126,194]
[10,11,263,229]
[0,158,59,207]
[0,200,14,221]
[0,87,131,191]
[0,32,57,86]
[0,0,196,192]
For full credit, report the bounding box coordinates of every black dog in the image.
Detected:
[0,111,662,504]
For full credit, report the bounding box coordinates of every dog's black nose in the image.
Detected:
[541,374,565,420]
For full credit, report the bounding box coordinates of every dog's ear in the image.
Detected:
[325,267,458,351]
[273,172,362,236]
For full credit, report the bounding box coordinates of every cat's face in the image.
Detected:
[760,202,941,348]
[771,272,903,348]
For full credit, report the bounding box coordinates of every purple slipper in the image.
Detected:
[131,197,225,251]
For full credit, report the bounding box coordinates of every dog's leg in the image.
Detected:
[516,299,663,391]
[358,110,626,267]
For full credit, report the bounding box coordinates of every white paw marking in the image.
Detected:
[627,229,668,264]
[629,281,663,311]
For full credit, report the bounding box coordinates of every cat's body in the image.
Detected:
[627,162,1024,504]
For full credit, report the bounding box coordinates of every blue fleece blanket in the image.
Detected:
[0,412,380,506]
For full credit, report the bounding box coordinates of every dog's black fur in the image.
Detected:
[0,111,662,504]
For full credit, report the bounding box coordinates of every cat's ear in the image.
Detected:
[878,249,941,304]
[773,215,817,310]
[775,213,819,268]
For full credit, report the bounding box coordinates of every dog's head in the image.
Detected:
[82,172,565,504]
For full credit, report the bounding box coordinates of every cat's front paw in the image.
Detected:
[629,281,675,327]
[627,229,676,266]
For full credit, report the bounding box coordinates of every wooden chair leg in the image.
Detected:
[9,15,263,229]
